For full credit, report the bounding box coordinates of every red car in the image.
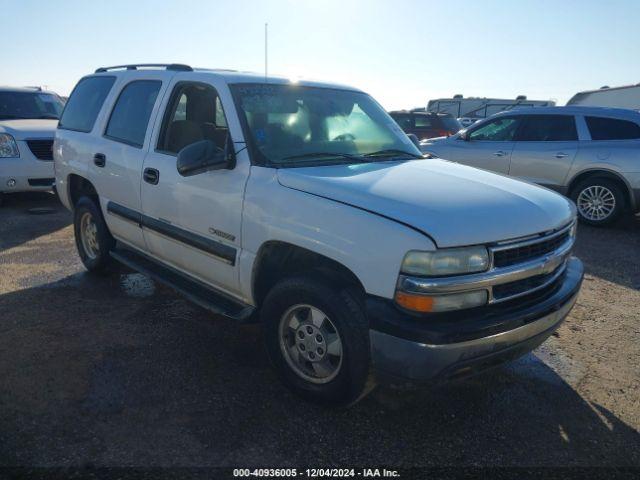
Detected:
[389,110,461,140]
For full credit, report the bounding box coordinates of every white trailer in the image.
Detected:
[567,84,640,110]
[426,95,555,120]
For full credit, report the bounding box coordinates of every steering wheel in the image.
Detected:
[333,133,356,142]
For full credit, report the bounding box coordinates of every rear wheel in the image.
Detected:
[262,276,373,406]
[572,178,625,226]
[73,196,115,273]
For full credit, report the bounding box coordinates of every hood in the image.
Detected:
[0,119,58,140]
[277,159,575,248]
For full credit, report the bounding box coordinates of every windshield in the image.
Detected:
[231,84,422,166]
[0,91,65,120]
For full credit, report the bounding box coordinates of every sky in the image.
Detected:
[3,0,639,110]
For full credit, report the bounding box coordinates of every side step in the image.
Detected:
[110,246,256,322]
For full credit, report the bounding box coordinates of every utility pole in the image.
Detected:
[264,23,268,82]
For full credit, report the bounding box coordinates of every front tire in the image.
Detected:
[571,178,625,226]
[73,196,115,273]
[262,276,373,406]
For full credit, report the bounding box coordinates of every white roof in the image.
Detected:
[0,86,58,95]
[90,65,363,92]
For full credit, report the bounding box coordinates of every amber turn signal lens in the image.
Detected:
[395,291,435,313]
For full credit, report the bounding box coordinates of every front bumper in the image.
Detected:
[0,140,54,193]
[368,257,583,385]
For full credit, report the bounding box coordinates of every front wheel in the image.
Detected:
[73,196,115,273]
[262,276,373,406]
[571,178,624,226]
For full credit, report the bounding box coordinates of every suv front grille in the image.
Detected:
[26,139,54,161]
[493,229,570,268]
[492,265,564,301]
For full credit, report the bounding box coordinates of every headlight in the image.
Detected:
[0,133,19,158]
[401,246,489,277]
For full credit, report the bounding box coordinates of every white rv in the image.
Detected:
[427,95,555,120]
[567,84,640,110]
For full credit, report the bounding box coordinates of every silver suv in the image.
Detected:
[421,106,640,226]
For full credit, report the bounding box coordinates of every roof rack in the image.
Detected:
[95,63,193,73]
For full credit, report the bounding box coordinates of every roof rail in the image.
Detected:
[95,63,193,73]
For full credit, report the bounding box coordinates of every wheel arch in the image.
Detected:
[567,168,635,210]
[67,174,99,208]
[251,240,366,308]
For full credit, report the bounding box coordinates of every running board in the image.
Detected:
[110,246,256,322]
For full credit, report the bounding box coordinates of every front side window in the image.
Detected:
[0,91,65,120]
[157,82,230,155]
[516,115,577,141]
[232,84,421,166]
[59,76,115,132]
[105,80,162,147]
[586,116,640,140]
[468,117,520,141]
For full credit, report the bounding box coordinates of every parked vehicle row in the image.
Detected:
[388,110,460,140]
[420,107,640,225]
[54,64,583,405]
[0,86,64,204]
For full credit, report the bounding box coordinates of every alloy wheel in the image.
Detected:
[278,304,343,384]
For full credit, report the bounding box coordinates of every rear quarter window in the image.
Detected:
[586,116,640,140]
[59,76,115,132]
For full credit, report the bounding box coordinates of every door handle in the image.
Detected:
[493,151,507,157]
[93,153,106,167]
[143,168,160,185]
[555,153,569,158]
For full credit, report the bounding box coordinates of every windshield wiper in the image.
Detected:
[281,152,365,162]
[363,149,423,159]
[35,115,60,120]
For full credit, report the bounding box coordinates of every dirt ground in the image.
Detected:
[0,191,639,468]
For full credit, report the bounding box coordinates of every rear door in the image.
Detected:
[509,114,579,188]
[441,116,521,174]
[91,75,168,251]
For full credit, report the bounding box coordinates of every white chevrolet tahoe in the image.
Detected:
[55,64,584,405]
[1,87,65,205]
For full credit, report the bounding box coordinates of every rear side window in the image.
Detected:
[414,115,434,128]
[105,80,162,147]
[59,76,115,132]
[585,116,640,140]
[516,115,577,141]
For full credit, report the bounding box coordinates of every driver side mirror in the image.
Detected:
[458,130,470,141]
[176,135,235,177]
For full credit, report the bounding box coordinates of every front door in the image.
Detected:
[443,116,522,174]
[140,76,249,298]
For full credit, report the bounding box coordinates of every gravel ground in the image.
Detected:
[0,192,639,468]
